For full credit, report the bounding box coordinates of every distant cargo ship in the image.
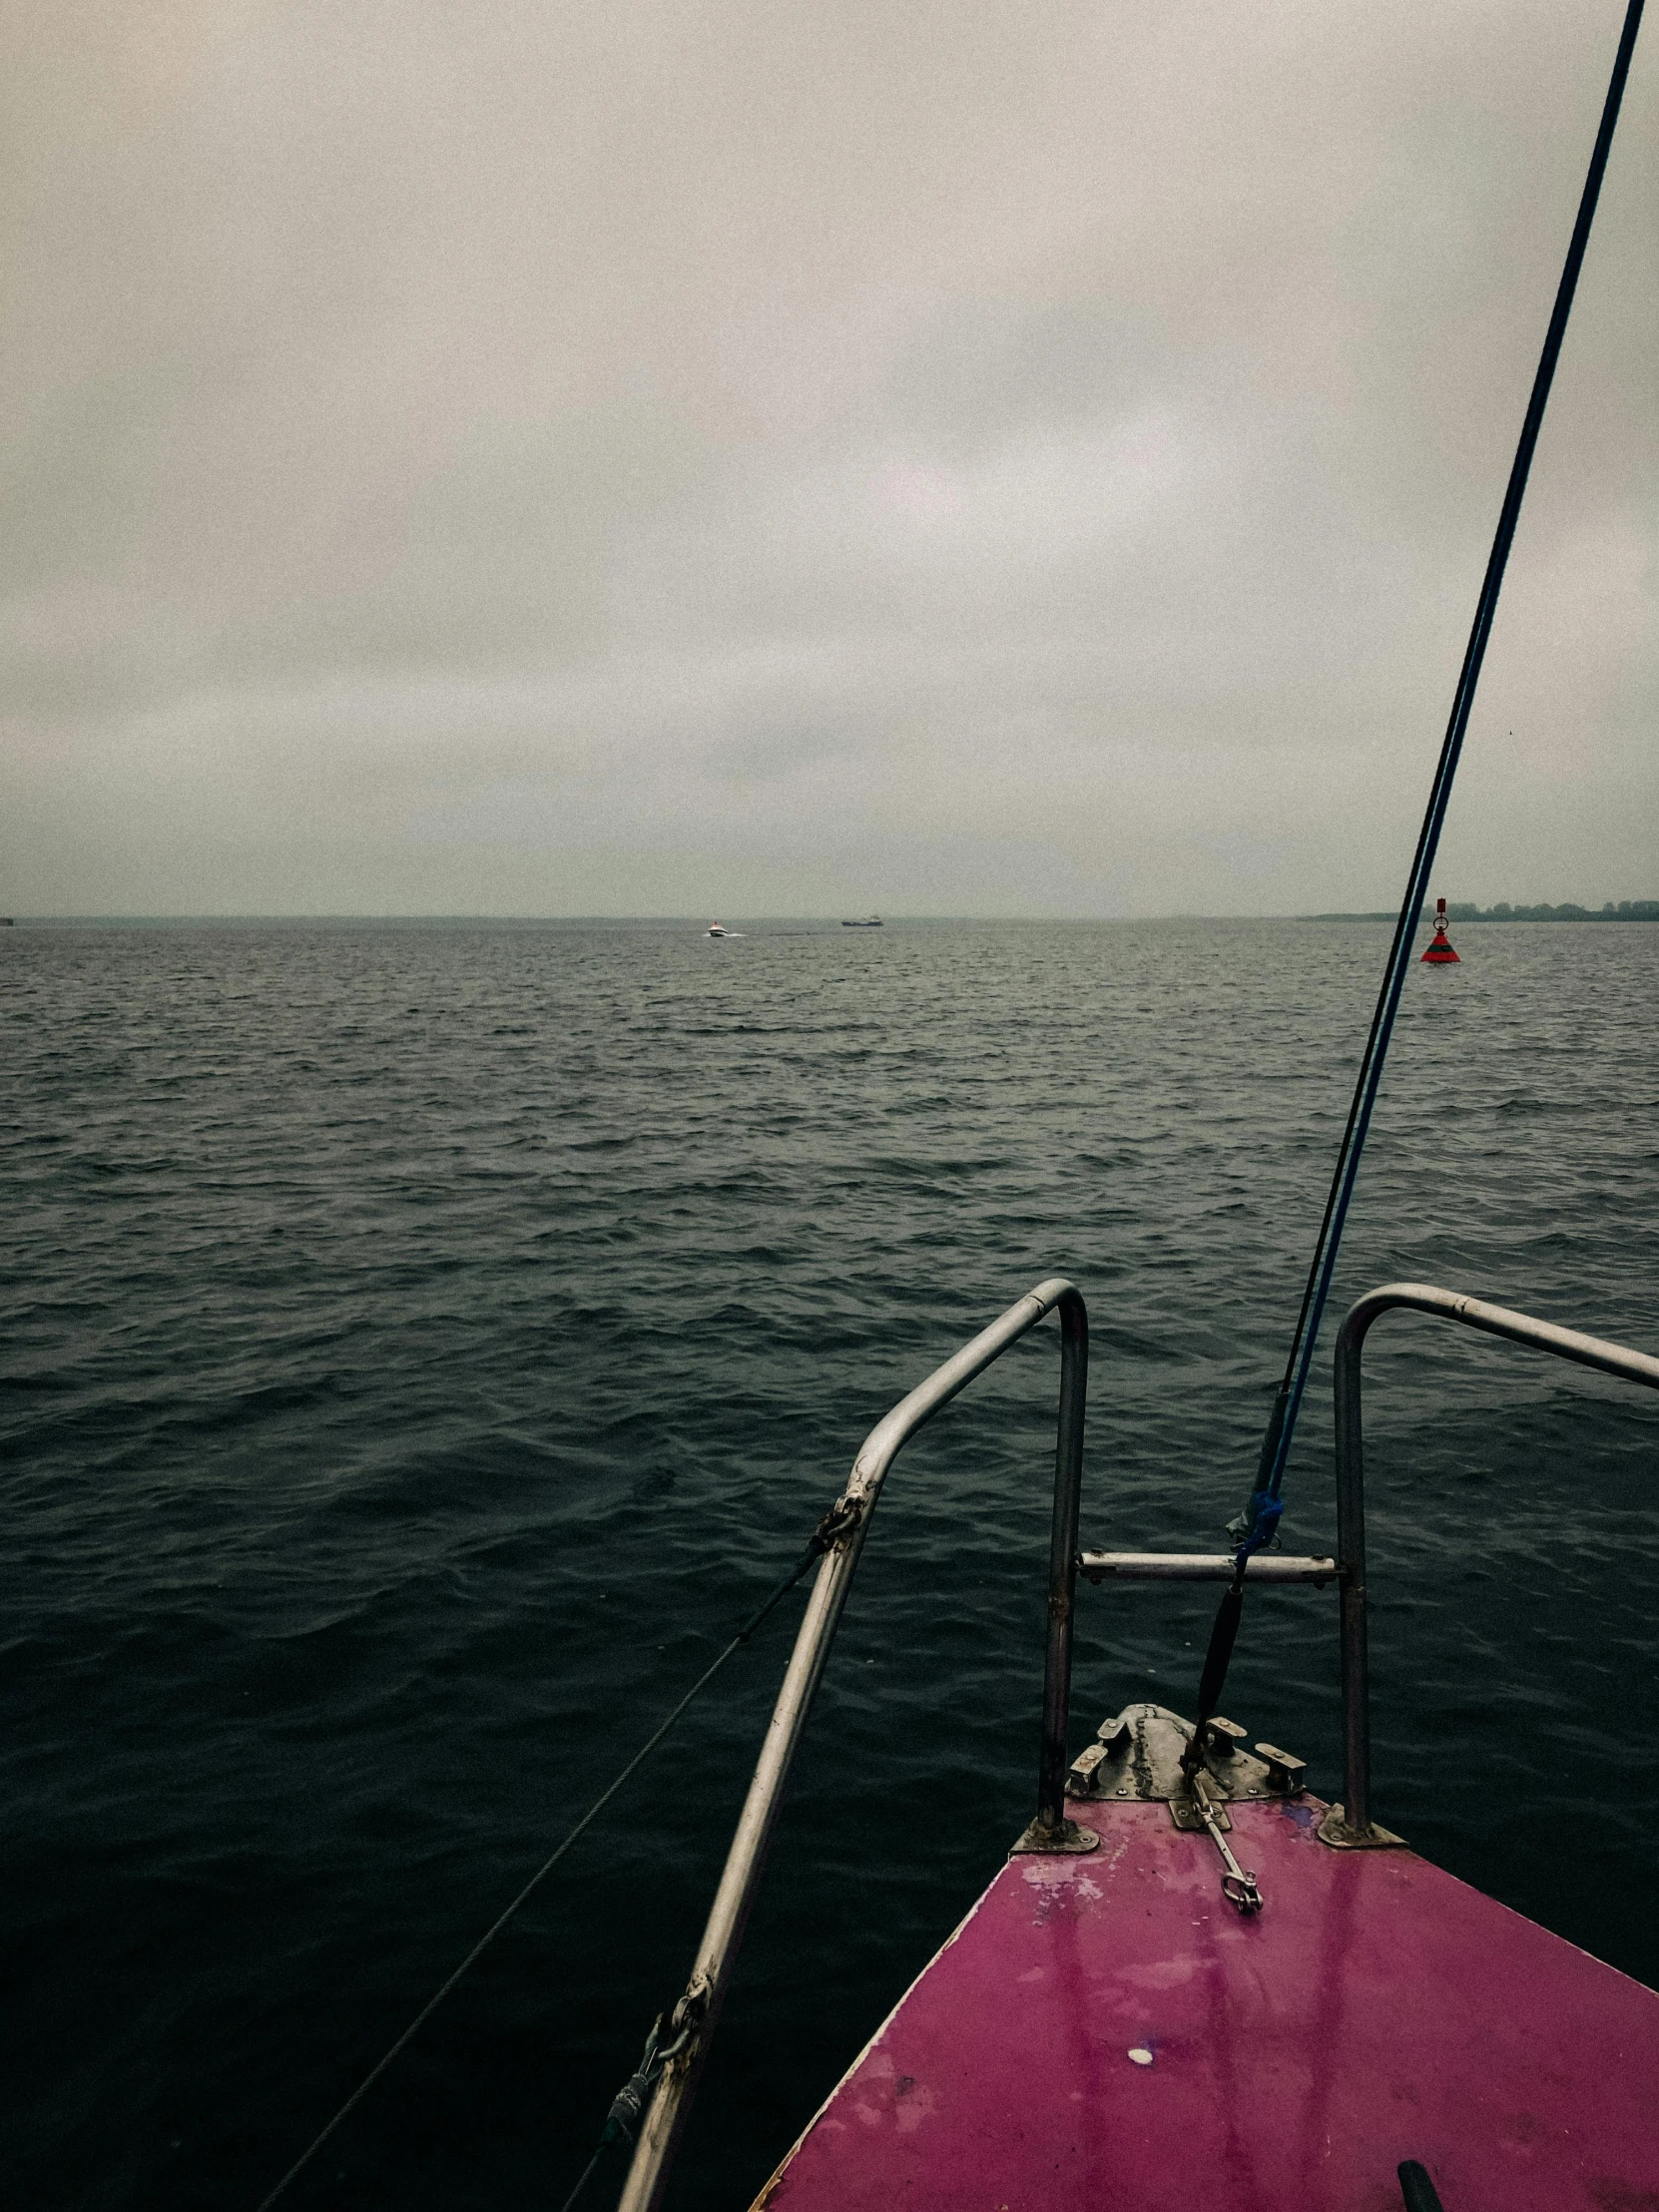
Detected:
[839,915,882,927]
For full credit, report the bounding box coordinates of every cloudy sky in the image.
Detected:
[3,0,1653,915]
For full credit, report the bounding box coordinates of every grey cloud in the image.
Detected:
[2,0,1653,914]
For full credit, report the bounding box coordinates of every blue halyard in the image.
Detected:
[1188,0,1646,1746]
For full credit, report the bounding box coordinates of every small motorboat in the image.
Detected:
[840,915,882,928]
[707,921,728,938]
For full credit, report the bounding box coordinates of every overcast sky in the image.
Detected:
[3,0,1654,916]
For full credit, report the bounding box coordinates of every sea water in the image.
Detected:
[5,917,1657,2209]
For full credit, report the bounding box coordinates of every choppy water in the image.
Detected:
[4,917,1657,2212]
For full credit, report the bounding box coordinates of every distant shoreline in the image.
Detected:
[5,904,1657,927]
[1304,901,1659,923]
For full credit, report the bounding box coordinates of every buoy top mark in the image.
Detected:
[1420,895,1460,963]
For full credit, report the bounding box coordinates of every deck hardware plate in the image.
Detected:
[1317,1803,1405,1850]
[1066,1702,1287,1809]
[1169,1787,1231,1833]
[1009,1815,1100,1855]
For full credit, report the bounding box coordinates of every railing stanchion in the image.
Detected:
[1036,1290,1088,1834]
[1333,1314,1373,1833]
[1329,1281,1659,1846]
[616,1277,1091,2212]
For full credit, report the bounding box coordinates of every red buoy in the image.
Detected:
[1421,896,1460,963]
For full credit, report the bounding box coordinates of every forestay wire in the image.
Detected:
[1185,0,1647,1767]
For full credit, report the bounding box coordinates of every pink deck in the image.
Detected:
[757,1794,1659,2210]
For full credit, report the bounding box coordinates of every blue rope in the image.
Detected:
[1232,0,1645,1566]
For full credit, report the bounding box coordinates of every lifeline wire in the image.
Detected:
[1186,0,1646,1763]
[253,1534,828,2212]
[557,2146,609,2212]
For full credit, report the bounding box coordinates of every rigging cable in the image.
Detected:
[252,1524,835,2211]
[1183,0,1647,1779]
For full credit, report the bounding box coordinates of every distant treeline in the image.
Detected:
[1446,900,1659,922]
[1308,900,1659,923]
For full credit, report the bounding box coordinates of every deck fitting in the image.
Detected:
[1068,1702,1284,1809]
[1009,1816,1101,1856]
[1169,1788,1231,1834]
[1317,1804,1405,1850]
[1255,1742,1308,1795]
[1066,1741,1109,1796]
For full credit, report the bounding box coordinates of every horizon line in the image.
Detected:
[6,904,1654,928]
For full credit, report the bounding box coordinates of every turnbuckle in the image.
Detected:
[1191,1773,1263,1915]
